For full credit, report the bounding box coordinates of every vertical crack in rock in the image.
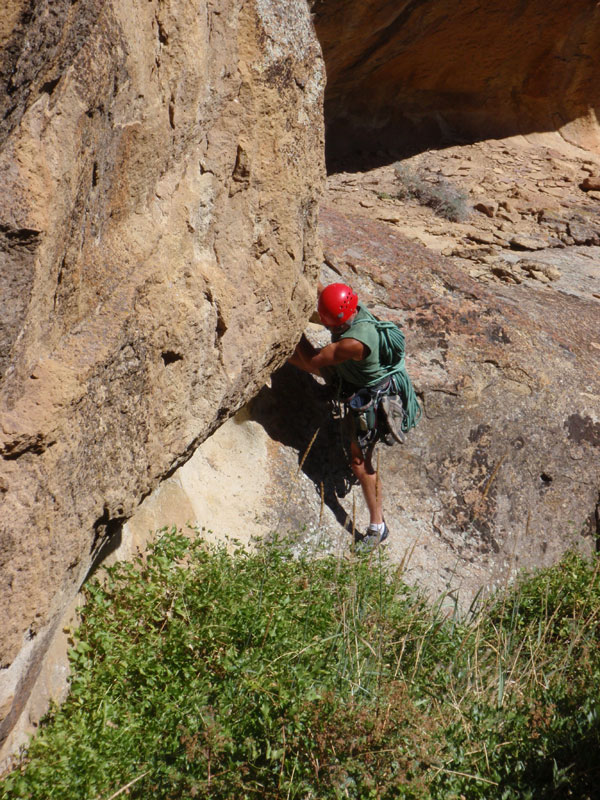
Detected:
[0,225,40,379]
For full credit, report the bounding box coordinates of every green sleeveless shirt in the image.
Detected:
[330,305,422,432]
[331,305,390,388]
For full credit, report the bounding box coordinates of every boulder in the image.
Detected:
[518,261,562,282]
[580,176,600,191]
[568,219,600,246]
[465,229,496,245]
[509,234,551,251]
[0,0,324,757]
[474,201,498,218]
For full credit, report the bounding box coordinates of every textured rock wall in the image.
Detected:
[119,199,600,618]
[316,205,600,582]
[0,0,324,754]
[312,0,600,162]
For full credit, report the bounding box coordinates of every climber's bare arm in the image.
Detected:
[289,335,367,376]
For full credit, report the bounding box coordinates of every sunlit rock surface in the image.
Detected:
[129,204,599,613]
[0,0,324,757]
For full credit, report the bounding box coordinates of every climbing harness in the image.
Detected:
[332,307,421,453]
[341,376,404,452]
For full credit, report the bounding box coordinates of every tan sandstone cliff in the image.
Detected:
[0,0,324,756]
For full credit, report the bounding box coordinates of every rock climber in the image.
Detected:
[289,282,420,548]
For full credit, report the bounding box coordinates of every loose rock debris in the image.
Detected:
[326,133,600,304]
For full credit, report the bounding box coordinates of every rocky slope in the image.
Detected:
[327,134,600,299]
[0,0,324,758]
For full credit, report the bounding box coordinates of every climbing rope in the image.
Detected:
[342,307,422,433]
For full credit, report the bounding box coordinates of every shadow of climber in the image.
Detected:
[249,364,356,532]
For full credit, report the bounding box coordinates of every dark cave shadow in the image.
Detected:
[326,131,445,175]
[249,364,357,535]
[323,109,600,175]
[326,126,489,175]
[324,107,497,175]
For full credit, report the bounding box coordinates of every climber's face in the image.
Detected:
[325,311,356,335]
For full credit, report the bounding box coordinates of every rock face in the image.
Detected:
[316,206,600,591]
[312,0,600,163]
[128,202,599,613]
[0,0,324,755]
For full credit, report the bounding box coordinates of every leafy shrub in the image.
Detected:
[3,533,600,800]
[431,553,600,799]
[393,162,470,222]
[2,532,434,799]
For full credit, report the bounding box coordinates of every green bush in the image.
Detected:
[3,532,600,800]
[393,162,470,222]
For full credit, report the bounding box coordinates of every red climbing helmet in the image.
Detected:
[318,283,359,327]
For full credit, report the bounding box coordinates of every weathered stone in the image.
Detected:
[0,0,324,757]
[580,176,600,191]
[497,210,521,224]
[568,220,600,246]
[451,246,479,259]
[542,265,562,282]
[466,229,496,245]
[519,260,561,282]
[491,265,522,284]
[510,234,550,251]
[474,201,498,218]
[538,208,568,228]
[313,0,600,163]
[531,270,551,283]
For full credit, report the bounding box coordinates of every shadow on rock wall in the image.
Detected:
[313,0,600,172]
[250,364,357,534]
